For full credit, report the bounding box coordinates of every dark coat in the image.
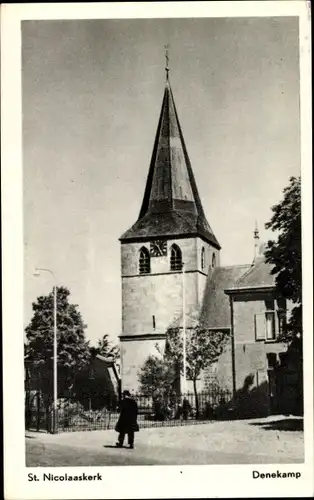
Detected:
[115,397,139,433]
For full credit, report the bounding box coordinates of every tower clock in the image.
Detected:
[150,240,167,257]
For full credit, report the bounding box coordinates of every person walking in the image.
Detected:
[115,390,139,449]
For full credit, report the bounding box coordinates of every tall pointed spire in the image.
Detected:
[120,66,220,249]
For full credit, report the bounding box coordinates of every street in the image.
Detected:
[26,415,304,466]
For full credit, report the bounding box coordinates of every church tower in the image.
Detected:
[119,60,220,390]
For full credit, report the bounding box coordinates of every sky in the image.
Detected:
[22,17,300,346]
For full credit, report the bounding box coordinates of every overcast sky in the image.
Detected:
[23,17,300,345]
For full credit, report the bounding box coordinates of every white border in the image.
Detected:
[1,2,313,499]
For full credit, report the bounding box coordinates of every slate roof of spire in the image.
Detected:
[120,80,220,249]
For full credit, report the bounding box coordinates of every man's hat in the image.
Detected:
[122,390,131,396]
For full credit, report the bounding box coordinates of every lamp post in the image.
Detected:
[34,268,58,433]
[182,262,187,394]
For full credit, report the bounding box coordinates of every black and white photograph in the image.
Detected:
[2,2,313,499]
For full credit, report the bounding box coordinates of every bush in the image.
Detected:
[153,399,172,421]
[57,399,84,428]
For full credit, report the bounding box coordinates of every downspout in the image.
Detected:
[229,295,236,397]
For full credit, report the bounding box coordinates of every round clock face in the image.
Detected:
[150,240,167,257]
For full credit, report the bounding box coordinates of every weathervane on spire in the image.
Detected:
[164,44,170,81]
[254,220,260,261]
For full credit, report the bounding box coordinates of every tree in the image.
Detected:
[78,334,120,410]
[25,286,91,406]
[138,355,178,397]
[91,334,119,361]
[138,327,229,417]
[165,327,229,417]
[265,176,302,341]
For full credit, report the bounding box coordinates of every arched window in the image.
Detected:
[201,247,205,270]
[212,252,216,269]
[170,244,183,271]
[139,247,150,274]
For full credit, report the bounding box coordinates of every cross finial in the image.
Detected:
[164,44,170,81]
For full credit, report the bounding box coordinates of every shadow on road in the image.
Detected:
[103,445,126,449]
[250,418,303,432]
[25,435,37,439]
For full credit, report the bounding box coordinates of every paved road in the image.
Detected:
[26,415,304,467]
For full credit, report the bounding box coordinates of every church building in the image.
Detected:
[119,64,291,414]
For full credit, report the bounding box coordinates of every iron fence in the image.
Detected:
[25,391,53,433]
[25,389,233,433]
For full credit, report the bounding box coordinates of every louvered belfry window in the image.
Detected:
[201,247,205,270]
[212,253,216,268]
[170,244,183,271]
[139,247,150,274]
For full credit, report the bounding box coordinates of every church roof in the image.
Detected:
[231,255,276,289]
[120,80,220,249]
[225,244,277,292]
[199,265,251,329]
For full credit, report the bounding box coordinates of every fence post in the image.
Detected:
[47,405,51,433]
[36,391,40,431]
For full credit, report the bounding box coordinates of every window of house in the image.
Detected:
[212,253,216,268]
[265,311,276,340]
[265,299,275,340]
[277,310,287,336]
[277,298,287,336]
[254,313,266,341]
[201,247,205,270]
[254,299,277,342]
[170,244,183,271]
[139,247,150,274]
